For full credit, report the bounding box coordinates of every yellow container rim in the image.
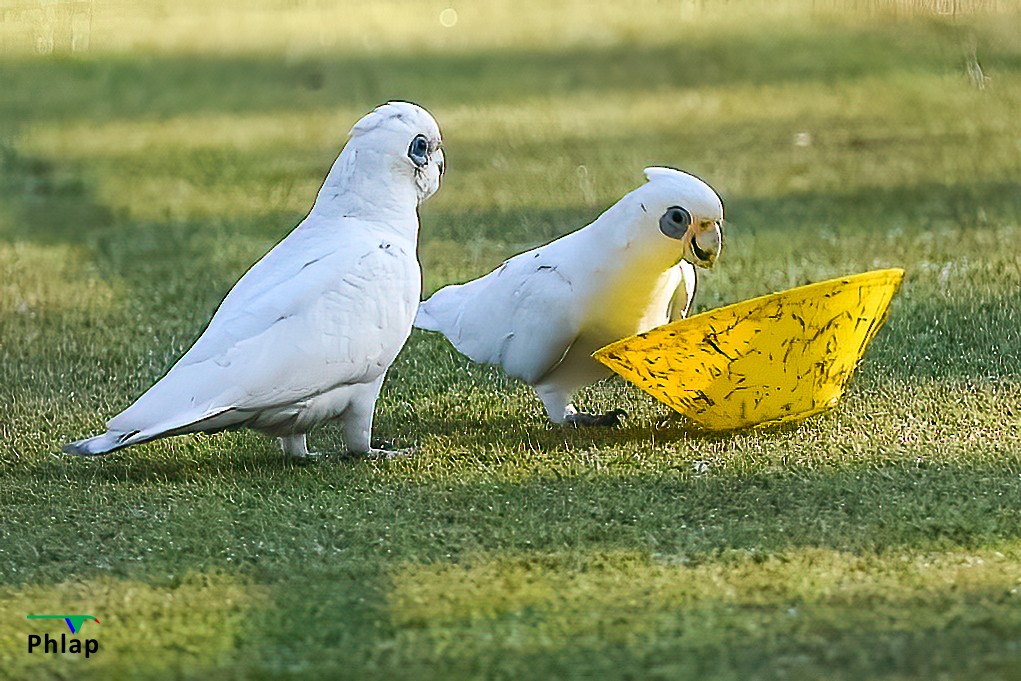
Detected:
[595,267,905,359]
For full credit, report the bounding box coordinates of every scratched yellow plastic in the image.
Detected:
[593,268,904,431]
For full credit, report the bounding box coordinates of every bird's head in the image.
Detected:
[347,101,445,204]
[637,167,724,269]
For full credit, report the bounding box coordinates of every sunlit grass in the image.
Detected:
[4,0,976,57]
[0,572,269,680]
[383,548,1021,679]
[389,547,1021,646]
[0,242,119,314]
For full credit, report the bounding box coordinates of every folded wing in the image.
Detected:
[107,226,417,442]
[415,252,581,384]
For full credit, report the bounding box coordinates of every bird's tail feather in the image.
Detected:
[414,286,466,334]
[413,303,443,332]
[63,407,244,456]
[62,430,146,456]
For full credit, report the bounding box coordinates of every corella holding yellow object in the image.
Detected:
[593,268,904,431]
[415,167,724,425]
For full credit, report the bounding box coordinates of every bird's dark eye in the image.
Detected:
[659,205,692,240]
[669,207,691,227]
[408,134,429,167]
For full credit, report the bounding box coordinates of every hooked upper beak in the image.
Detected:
[687,220,723,269]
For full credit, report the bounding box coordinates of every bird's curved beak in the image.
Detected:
[686,220,722,269]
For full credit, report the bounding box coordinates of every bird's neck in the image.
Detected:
[309,145,420,228]
[588,201,683,272]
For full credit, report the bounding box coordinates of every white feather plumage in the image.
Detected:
[415,167,723,424]
[66,101,444,457]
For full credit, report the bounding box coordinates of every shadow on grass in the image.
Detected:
[867,292,1021,382]
[726,181,1021,238]
[8,448,1021,579]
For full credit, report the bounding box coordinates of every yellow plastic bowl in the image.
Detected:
[593,268,904,431]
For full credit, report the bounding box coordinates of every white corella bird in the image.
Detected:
[415,167,723,426]
[65,101,445,458]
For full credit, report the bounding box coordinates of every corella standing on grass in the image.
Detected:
[415,167,723,426]
[65,101,445,459]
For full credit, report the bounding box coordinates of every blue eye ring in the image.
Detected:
[659,206,692,240]
[408,134,429,167]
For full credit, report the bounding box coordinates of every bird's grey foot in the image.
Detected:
[357,439,417,460]
[278,433,322,459]
[362,447,417,460]
[564,408,627,427]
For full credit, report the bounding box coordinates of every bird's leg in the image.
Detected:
[537,386,626,427]
[537,385,571,424]
[278,433,320,459]
[563,404,627,428]
[342,378,415,459]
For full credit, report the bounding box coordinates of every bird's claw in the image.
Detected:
[565,409,627,428]
[363,447,417,460]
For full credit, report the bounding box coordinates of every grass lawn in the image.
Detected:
[2,1,1021,679]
